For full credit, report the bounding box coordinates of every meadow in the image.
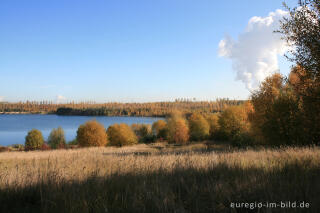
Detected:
[0,143,319,212]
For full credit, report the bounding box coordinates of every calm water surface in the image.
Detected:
[0,114,161,146]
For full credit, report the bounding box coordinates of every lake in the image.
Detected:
[0,114,162,146]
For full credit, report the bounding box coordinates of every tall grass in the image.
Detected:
[0,143,319,212]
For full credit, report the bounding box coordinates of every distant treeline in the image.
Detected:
[0,99,245,117]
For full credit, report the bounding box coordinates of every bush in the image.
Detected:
[40,143,51,151]
[25,129,44,150]
[0,146,10,152]
[205,113,220,139]
[188,113,209,141]
[107,123,138,146]
[48,127,66,149]
[76,120,108,147]
[152,120,168,140]
[167,115,189,144]
[131,124,154,143]
[10,144,24,151]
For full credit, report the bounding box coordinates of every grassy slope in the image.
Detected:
[0,143,319,212]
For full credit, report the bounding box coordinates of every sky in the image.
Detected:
[0,0,297,103]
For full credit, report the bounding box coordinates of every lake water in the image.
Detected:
[0,114,161,146]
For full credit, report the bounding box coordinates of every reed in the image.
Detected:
[0,143,319,212]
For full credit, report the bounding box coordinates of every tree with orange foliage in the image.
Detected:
[218,105,250,143]
[251,73,305,145]
[288,65,320,144]
[250,74,285,142]
[76,120,108,147]
[167,113,189,144]
[107,123,138,146]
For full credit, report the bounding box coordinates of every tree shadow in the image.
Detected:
[1,160,319,213]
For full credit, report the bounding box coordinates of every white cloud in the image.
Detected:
[0,96,4,102]
[218,9,288,90]
[56,95,67,104]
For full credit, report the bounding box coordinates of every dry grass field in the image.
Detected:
[0,143,319,212]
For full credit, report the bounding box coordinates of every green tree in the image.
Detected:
[25,129,44,150]
[76,120,108,147]
[279,0,320,81]
[188,113,209,141]
[48,127,66,149]
[107,123,138,146]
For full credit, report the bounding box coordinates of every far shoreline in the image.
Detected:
[0,112,49,115]
[0,111,165,118]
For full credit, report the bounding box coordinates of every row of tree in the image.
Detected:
[22,104,259,150]
[0,99,244,117]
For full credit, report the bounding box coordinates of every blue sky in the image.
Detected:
[0,0,296,102]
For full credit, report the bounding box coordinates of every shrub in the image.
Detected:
[188,113,209,141]
[48,127,66,149]
[107,123,138,146]
[76,120,108,147]
[40,143,51,151]
[25,129,44,150]
[131,123,153,142]
[152,120,168,140]
[0,146,10,152]
[205,113,220,139]
[10,144,24,151]
[167,115,189,144]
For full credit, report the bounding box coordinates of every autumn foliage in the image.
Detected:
[76,120,108,147]
[218,105,250,143]
[167,113,189,144]
[0,99,244,116]
[250,73,306,145]
[188,113,209,141]
[131,123,153,142]
[107,123,138,146]
[152,120,168,140]
[205,113,220,139]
